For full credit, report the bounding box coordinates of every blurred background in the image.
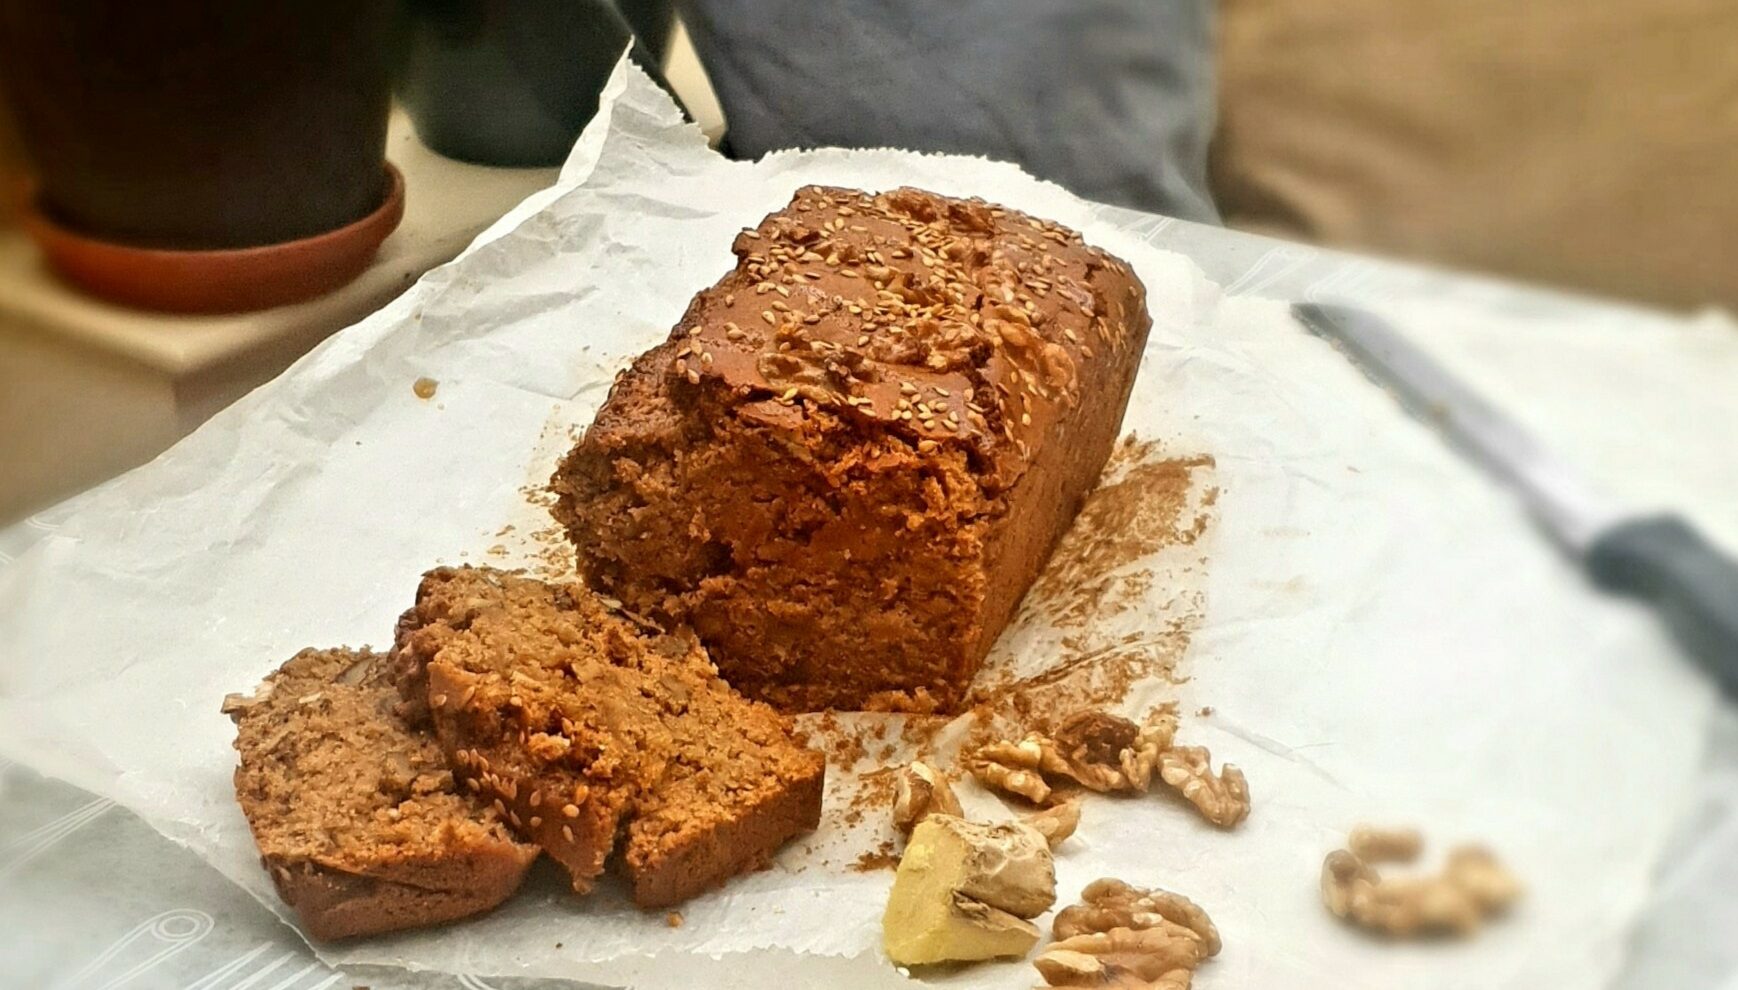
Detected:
[0,0,1732,526]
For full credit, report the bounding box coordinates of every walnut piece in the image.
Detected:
[1320,849,1372,919]
[1054,878,1221,957]
[1024,800,1082,849]
[966,708,1245,829]
[1035,923,1206,988]
[968,736,1056,804]
[1156,747,1249,828]
[1036,879,1219,989]
[1347,825,1422,864]
[1443,845,1525,912]
[1320,827,1523,938]
[1050,711,1142,792]
[893,761,964,835]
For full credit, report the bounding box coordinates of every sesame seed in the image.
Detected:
[563,825,575,842]
[563,803,580,818]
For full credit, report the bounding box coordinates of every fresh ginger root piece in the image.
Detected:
[882,814,1057,965]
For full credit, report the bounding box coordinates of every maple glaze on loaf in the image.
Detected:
[552,186,1152,713]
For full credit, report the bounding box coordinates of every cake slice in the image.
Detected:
[391,566,826,906]
[227,648,537,940]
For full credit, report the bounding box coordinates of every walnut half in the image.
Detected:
[1024,800,1083,849]
[965,708,1246,829]
[892,760,964,835]
[1320,826,1522,938]
[1035,879,1221,989]
[1156,746,1249,829]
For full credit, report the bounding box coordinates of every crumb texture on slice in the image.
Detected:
[552,185,1151,714]
[392,566,825,906]
[229,647,536,940]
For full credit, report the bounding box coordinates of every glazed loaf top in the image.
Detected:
[668,185,1150,493]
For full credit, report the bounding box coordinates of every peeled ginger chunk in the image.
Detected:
[883,815,1057,965]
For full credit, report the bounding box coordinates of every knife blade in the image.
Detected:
[1294,302,1738,691]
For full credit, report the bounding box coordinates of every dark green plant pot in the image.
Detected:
[397,0,644,168]
[0,0,397,249]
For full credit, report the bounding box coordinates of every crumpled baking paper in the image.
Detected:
[0,57,1723,990]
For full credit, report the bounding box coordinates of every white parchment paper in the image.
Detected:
[0,59,1724,989]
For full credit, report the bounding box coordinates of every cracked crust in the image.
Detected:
[552,185,1151,713]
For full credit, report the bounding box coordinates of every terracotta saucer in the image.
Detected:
[21,163,406,314]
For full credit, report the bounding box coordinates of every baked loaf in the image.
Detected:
[551,185,1151,713]
[391,566,825,907]
[227,648,537,940]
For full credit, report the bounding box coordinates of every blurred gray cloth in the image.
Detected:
[675,0,1220,224]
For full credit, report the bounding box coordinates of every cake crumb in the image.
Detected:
[850,840,901,872]
[412,377,438,399]
[666,911,684,928]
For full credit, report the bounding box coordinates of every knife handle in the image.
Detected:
[1587,516,1738,695]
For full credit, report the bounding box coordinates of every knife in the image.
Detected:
[1294,302,1738,693]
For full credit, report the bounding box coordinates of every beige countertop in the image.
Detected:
[0,111,559,523]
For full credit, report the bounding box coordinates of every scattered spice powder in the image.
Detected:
[1021,439,1214,630]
